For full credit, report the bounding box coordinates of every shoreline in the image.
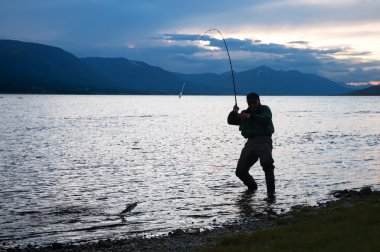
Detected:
[1,186,377,252]
[2,210,278,252]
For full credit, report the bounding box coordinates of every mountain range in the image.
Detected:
[0,39,377,95]
[343,84,380,96]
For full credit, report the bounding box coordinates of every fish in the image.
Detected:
[120,202,138,216]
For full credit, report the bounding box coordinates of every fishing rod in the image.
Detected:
[199,28,238,107]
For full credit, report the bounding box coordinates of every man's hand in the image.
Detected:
[233,105,239,112]
[239,112,251,120]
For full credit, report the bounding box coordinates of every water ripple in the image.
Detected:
[0,95,379,247]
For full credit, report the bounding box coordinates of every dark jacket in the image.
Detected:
[227,105,275,138]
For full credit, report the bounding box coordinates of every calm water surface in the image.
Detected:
[0,95,379,246]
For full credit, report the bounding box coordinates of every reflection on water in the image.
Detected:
[0,95,379,246]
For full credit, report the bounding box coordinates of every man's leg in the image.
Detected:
[263,166,275,198]
[235,141,259,190]
[257,139,275,198]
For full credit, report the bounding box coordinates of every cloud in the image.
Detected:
[1,0,380,84]
[69,29,380,83]
[141,32,380,84]
[288,41,309,45]
[162,33,343,55]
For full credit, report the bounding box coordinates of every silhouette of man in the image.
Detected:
[227,92,275,200]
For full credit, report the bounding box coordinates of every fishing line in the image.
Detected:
[199,28,238,106]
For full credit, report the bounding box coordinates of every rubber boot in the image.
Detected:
[264,170,275,198]
[239,175,257,192]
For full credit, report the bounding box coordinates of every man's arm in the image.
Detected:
[227,111,241,125]
[227,105,241,125]
[250,106,272,124]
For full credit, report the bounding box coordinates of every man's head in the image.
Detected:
[246,92,260,111]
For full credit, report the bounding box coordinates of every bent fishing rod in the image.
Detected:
[199,28,238,107]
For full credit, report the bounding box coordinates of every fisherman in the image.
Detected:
[227,92,275,200]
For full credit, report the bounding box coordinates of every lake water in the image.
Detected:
[0,95,379,247]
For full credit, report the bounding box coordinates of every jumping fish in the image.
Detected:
[119,202,138,219]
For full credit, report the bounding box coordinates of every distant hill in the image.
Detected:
[0,40,111,94]
[174,72,231,94]
[0,39,359,95]
[82,57,182,94]
[175,65,351,95]
[343,84,380,96]
[237,66,351,95]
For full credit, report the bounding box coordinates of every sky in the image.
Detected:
[1,0,380,85]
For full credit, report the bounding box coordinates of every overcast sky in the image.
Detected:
[1,0,380,85]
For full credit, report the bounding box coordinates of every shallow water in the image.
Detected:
[0,95,379,246]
